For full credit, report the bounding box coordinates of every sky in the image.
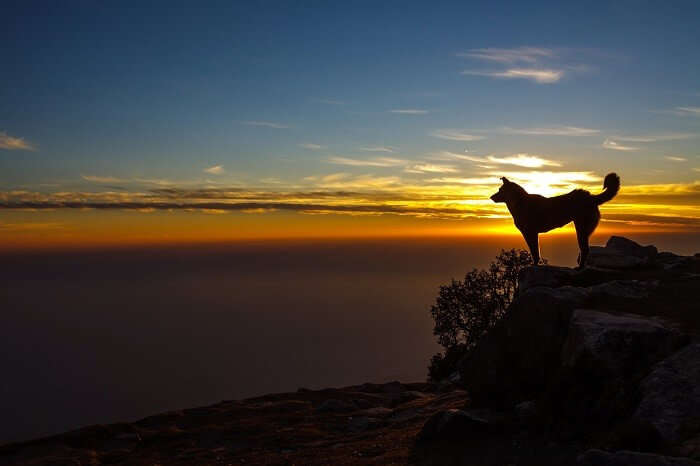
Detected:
[2,1,700,248]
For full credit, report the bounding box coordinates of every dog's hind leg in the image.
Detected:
[523,231,541,265]
[574,211,599,269]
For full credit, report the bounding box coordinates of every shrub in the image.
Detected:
[428,248,536,381]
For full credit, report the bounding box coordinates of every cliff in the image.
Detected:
[1,237,699,466]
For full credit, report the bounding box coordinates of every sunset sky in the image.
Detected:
[2,2,700,248]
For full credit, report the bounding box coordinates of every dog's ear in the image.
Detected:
[501,177,510,184]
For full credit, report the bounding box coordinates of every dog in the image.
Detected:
[490,173,620,269]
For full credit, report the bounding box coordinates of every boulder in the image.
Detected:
[458,285,589,407]
[607,236,658,260]
[417,409,491,442]
[561,310,685,374]
[577,449,700,466]
[518,265,576,293]
[635,344,700,444]
[548,310,688,433]
[588,246,649,269]
[315,399,358,413]
[656,252,694,271]
[587,237,660,269]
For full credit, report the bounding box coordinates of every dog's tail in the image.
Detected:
[593,172,620,205]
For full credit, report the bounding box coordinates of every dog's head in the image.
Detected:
[490,177,516,203]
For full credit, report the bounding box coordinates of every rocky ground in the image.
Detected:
[2,236,699,466]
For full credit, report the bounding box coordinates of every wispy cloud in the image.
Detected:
[389,109,429,114]
[432,151,489,162]
[674,106,700,116]
[603,138,639,151]
[203,165,225,175]
[0,131,35,150]
[487,154,561,168]
[299,143,325,150]
[462,68,564,83]
[665,156,687,162]
[457,47,555,64]
[241,121,289,129]
[405,163,457,174]
[502,126,599,136]
[82,175,123,183]
[434,151,560,168]
[613,132,696,142]
[327,156,406,167]
[430,129,486,141]
[360,146,396,153]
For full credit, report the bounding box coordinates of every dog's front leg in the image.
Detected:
[523,231,541,265]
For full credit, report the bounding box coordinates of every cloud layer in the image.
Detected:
[0,132,35,151]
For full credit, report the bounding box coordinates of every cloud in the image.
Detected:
[327,156,406,167]
[3,178,699,227]
[320,173,349,183]
[389,109,429,114]
[82,175,124,183]
[502,126,599,136]
[665,156,687,162]
[203,165,225,175]
[432,151,489,162]
[359,146,395,153]
[241,121,289,128]
[299,143,325,150]
[675,106,700,116]
[457,47,555,64]
[435,151,560,168]
[487,154,561,168]
[462,68,564,83]
[427,177,500,185]
[0,131,35,150]
[405,163,457,174]
[430,129,486,141]
[613,132,696,142]
[602,138,639,151]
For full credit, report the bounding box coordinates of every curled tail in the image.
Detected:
[593,172,620,205]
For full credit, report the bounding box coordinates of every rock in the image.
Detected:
[586,237,659,269]
[361,407,393,417]
[588,246,648,269]
[417,409,490,442]
[635,344,700,444]
[549,310,688,434]
[351,398,374,409]
[381,381,404,393]
[588,280,656,301]
[656,252,694,271]
[447,371,461,384]
[607,236,658,260]
[458,285,589,407]
[390,407,424,423]
[347,416,380,432]
[561,310,686,374]
[395,390,427,405]
[315,399,358,413]
[514,400,538,422]
[577,449,700,465]
[518,265,576,293]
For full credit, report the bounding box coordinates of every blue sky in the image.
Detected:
[1,1,700,240]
